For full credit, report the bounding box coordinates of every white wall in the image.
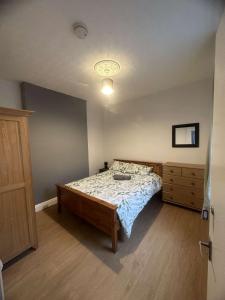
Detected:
[0,78,213,170]
[103,79,213,165]
[87,101,104,175]
[0,79,21,109]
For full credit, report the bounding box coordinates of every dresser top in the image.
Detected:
[165,162,205,169]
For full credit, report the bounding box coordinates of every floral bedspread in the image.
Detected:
[66,170,162,238]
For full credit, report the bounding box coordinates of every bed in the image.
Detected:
[56,159,162,252]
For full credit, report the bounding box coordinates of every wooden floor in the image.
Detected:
[3,198,208,300]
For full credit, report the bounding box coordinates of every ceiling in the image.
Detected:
[0,0,224,105]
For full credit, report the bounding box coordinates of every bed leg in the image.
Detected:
[56,185,62,214]
[112,226,118,253]
[58,199,61,213]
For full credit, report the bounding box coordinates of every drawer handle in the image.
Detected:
[191,192,195,196]
[170,179,174,183]
[192,172,196,176]
[191,182,195,186]
[170,170,174,173]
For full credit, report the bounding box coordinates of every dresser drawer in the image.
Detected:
[163,166,181,176]
[163,192,176,202]
[163,192,187,206]
[182,167,204,179]
[163,174,204,189]
[163,191,203,210]
[163,184,203,198]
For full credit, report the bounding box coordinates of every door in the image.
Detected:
[207,11,225,300]
[0,111,37,263]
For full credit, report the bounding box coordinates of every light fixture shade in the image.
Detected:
[101,78,114,95]
[94,60,120,77]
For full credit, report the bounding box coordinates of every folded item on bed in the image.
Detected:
[113,174,131,180]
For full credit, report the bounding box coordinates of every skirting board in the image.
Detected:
[35,197,57,212]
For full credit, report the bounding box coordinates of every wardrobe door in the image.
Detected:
[0,112,37,263]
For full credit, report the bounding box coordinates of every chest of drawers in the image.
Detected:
[163,162,205,211]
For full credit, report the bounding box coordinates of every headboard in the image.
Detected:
[114,159,163,177]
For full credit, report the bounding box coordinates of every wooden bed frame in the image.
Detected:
[56,159,162,253]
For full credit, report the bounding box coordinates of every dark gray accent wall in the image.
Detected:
[21,83,89,204]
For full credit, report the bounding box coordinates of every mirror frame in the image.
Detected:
[172,123,199,148]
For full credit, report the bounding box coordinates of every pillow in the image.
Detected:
[113,174,131,180]
[110,160,130,173]
[110,160,153,175]
[125,163,153,175]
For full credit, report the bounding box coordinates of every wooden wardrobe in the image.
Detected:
[0,107,37,264]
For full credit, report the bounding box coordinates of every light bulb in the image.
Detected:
[101,78,114,95]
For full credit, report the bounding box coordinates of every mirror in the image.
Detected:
[172,123,199,147]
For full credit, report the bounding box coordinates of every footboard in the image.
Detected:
[56,184,119,252]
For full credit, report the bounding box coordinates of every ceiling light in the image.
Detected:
[101,78,113,95]
[94,60,120,77]
[94,60,119,96]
